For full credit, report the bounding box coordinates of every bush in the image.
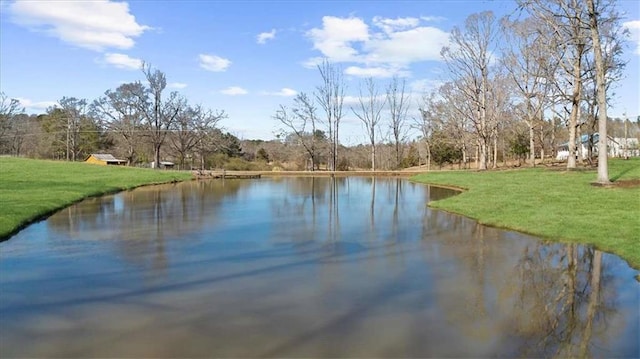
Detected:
[224,157,271,171]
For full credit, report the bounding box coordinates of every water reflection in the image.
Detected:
[0,177,637,358]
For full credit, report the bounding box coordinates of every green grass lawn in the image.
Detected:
[0,157,193,240]
[412,158,640,269]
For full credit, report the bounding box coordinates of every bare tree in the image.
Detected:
[518,0,591,169]
[58,97,90,161]
[135,63,183,169]
[386,76,410,169]
[351,77,385,171]
[274,93,322,170]
[315,59,345,171]
[93,82,146,165]
[441,11,500,170]
[0,92,25,155]
[416,93,435,171]
[586,0,625,184]
[502,17,556,167]
[169,104,226,169]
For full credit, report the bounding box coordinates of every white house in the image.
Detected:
[556,133,639,160]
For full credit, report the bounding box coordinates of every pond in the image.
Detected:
[0,177,638,358]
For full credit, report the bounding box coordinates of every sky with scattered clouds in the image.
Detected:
[1,0,638,143]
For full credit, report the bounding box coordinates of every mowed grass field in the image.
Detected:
[0,157,193,240]
[412,158,640,269]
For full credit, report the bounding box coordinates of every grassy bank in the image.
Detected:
[411,158,640,269]
[0,157,193,240]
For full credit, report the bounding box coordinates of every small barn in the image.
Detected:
[85,154,127,166]
[151,161,175,169]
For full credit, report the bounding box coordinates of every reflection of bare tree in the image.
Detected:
[270,178,433,251]
[513,244,618,358]
[46,181,242,275]
[578,250,601,358]
[327,176,347,249]
[151,188,167,276]
[419,204,624,358]
[369,177,375,241]
[8,178,637,358]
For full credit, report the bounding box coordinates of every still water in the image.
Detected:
[1,177,638,358]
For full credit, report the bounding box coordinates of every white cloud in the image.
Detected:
[15,97,57,113]
[305,16,450,78]
[9,0,149,51]
[306,16,369,62]
[420,16,446,23]
[199,54,231,72]
[301,56,325,69]
[220,86,248,95]
[262,88,297,97]
[372,16,420,34]
[168,82,188,89]
[623,20,640,55]
[103,53,142,70]
[345,66,400,78]
[409,79,442,93]
[257,29,276,44]
[364,26,449,64]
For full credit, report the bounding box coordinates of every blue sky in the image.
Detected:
[1,0,639,143]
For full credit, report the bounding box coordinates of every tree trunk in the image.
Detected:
[577,123,583,164]
[529,123,536,167]
[154,144,161,170]
[587,0,610,183]
[479,73,488,170]
[567,44,584,169]
[492,133,497,169]
[371,143,376,171]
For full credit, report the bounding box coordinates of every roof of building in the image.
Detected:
[88,154,126,162]
[558,134,600,148]
[558,134,638,148]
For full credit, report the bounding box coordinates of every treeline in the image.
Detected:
[0,63,235,170]
[272,0,639,178]
[1,1,639,175]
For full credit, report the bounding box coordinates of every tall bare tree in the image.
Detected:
[386,76,410,169]
[169,104,226,169]
[135,63,183,169]
[315,59,345,171]
[351,77,385,171]
[0,92,24,155]
[416,94,435,171]
[441,11,500,170]
[58,97,90,161]
[518,0,591,169]
[93,82,146,165]
[502,17,556,167]
[586,0,625,184]
[274,93,322,170]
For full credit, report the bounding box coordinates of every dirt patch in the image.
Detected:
[611,179,640,188]
[591,179,640,188]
